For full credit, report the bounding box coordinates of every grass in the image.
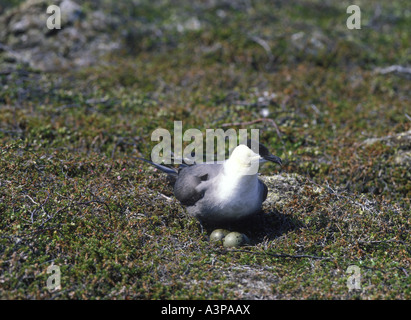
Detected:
[0,0,410,299]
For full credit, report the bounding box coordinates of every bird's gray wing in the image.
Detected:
[173,163,222,206]
[259,179,268,202]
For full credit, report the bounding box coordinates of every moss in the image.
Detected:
[0,0,410,300]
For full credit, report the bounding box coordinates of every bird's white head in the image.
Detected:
[225,144,261,175]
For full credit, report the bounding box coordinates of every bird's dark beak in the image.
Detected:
[246,139,282,166]
[262,154,282,166]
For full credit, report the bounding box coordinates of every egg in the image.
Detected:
[209,229,230,242]
[223,232,250,248]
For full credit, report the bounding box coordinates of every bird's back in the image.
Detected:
[174,163,267,224]
[173,163,222,206]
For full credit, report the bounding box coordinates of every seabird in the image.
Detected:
[137,141,282,225]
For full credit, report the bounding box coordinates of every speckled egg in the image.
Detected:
[209,229,230,242]
[223,232,250,248]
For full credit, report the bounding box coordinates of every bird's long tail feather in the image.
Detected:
[135,157,178,177]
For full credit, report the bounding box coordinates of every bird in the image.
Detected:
[137,141,282,226]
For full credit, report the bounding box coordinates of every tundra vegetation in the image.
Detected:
[0,0,409,299]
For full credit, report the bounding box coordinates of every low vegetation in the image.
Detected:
[0,0,409,299]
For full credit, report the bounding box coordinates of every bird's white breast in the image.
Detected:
[214,169,261,218]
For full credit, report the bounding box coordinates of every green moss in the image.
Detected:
[0,0,410,300]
